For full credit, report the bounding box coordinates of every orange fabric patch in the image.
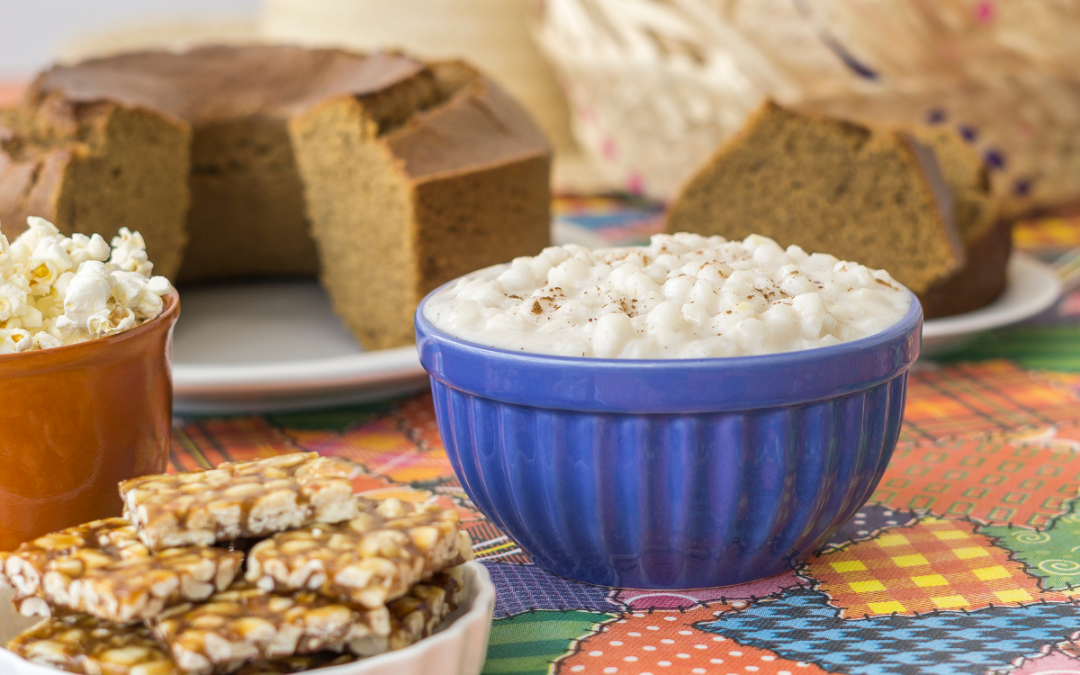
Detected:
[556,605,828,675]
[902,361,1080,443]
[872,434,1080,528]
[287,419,455,484]
[171,417,300,472]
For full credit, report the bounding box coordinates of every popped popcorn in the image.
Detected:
[0,217,173,354]
[424,232,913,359]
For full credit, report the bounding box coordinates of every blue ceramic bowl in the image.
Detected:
[416,293,922,589]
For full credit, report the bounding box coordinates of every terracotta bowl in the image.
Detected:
[0,293,179,550]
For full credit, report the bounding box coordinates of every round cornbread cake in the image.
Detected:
[0,45,552,349]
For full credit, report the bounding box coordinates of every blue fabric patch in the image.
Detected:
[484,562,616,618]
[697,588,1080,675]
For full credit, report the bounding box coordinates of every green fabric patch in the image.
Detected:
[482,610,617,675]
[940,326,1080,371]
[981,501,1080,590]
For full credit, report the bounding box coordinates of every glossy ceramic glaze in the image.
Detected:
[0,294,179,550]
[417,294,922,589]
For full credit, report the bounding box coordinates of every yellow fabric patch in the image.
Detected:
[931,595,970,608]
[892,554,929,568]
[848,580,887,594]
[933,530,969,541]
[877,534,909,547]
[973,566,1010,582]
[995,589,1033,603]
[911,574,948,588]
[831,560,868,573]
[868,601,907,614]
[953,547,991,560]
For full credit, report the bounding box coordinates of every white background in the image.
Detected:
[0,0,258,78]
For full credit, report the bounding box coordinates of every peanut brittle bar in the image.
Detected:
[66,547,244,624]
[6,572,465,675]
[163,568,466,675]
[152,583,391,675]
[0,518,149,618]
[245,497,472,608]
[120,453,362,551]
[7,612,178,675]
[368,565,466,656]
[0,519,242,623]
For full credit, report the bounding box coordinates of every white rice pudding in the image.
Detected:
[424,233,913,359]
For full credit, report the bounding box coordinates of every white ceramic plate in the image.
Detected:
[0,562,495,675]
[172,253,1058,412]
[171,281,429,414]
[920,253,1061,358]
[171,223,594,415]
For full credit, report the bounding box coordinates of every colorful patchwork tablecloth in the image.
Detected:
[172,198,1080,675]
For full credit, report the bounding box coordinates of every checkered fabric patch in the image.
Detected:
[806,517,1073,618]
[699,588,1080,675]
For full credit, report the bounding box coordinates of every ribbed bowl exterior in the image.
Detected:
[418,294,922,589]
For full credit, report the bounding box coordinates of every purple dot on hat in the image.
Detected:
[1013,178,1032,196]
[925,108,947,124]
[984,148,1006,170]
[958,125,978,143]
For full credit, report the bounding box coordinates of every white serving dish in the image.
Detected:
[920,253,1061,358]
[171,218,592,415]
[171,253,1060,413]
[0,562,495,675]
[171,281,429,414]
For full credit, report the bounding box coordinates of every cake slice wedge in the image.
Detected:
[288,61,551,350]
[666,100,965,296]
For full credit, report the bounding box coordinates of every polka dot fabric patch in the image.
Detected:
[555,606,830,675]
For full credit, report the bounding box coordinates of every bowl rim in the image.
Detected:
[416,283,922,368]
[415,283,922,412]
[0,291,180,364]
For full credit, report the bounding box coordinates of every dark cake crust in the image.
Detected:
[919,218,1012,319]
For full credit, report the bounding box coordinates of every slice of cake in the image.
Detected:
[910,125,1008,318]
[0,97,191,280]
[666,101,966,297]
[911,125,997,249]
[289,61,551,350]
